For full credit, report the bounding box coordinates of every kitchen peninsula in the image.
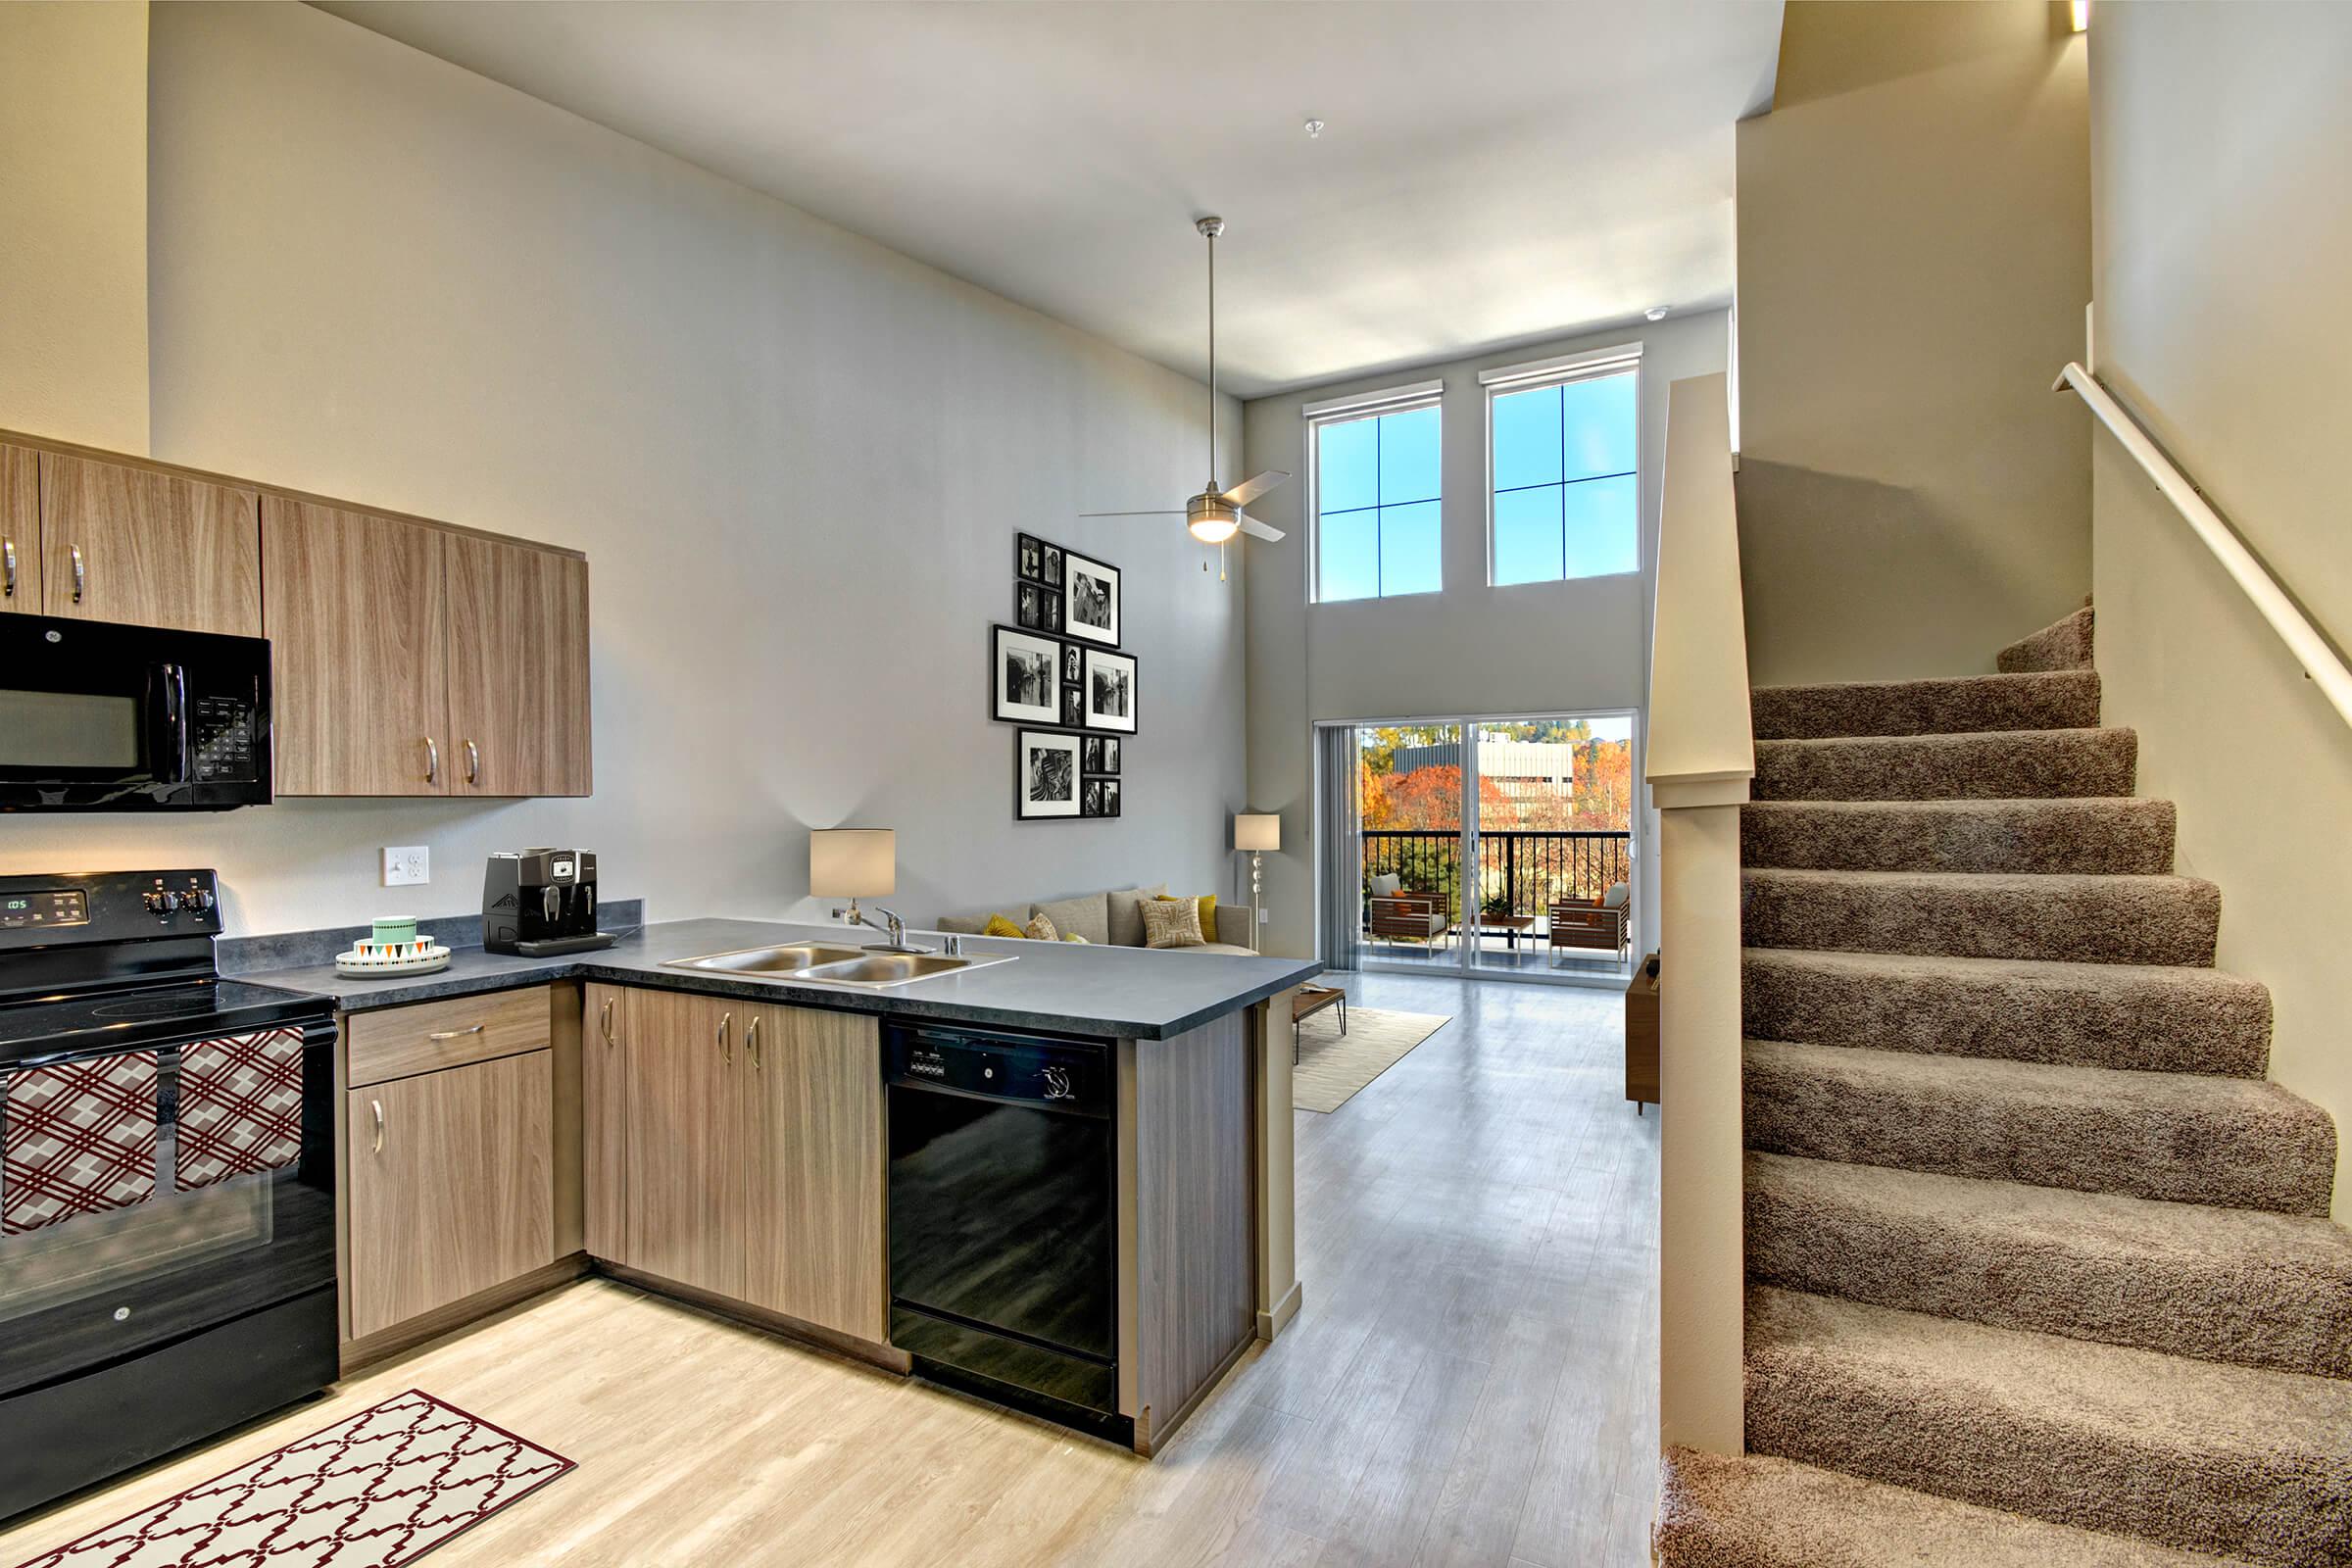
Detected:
[239,918,1319,1456]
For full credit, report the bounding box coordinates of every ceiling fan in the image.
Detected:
[1083,216,1290,546]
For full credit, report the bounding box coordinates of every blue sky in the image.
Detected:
[1318,369,1638,601]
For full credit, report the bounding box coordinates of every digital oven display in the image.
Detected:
[0,889,90,930]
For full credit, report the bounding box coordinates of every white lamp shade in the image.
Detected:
[810,828,895,898]
[1234,813,1281,853]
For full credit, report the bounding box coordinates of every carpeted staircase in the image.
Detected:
[1655,606,2352,1568]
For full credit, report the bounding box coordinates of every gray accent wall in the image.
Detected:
[0,2,1246,937]
[1241,311,1731,962]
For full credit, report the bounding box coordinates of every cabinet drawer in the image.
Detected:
[347,986,552,1088]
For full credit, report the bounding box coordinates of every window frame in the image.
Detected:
[1481,343,1643,588]
[1302,379,1446,605]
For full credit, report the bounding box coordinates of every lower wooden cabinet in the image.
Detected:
[345,1050,556,1341]
[588,987,884,1343]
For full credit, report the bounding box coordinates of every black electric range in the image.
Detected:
[0,869,338,1522]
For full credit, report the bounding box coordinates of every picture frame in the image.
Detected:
[1081,778,1122,818]
[1016,533,1046,582]
[1017,582,1064,633]
[1060,684,1086,728]
[992,624,1062,725]
[1061,642,1083,689]
[1016,729,1084,819]
[1081,647,1138,733]
[1080,736,1120,775]
[1040,542,1064,586]
[1062,549,1121,647]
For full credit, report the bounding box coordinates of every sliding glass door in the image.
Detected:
[1349,711,1638,986]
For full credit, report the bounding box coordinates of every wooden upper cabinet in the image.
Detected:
[262,498,451,796]
[1,444,37,614]
[38,453,261,635]
[746,1005,885,1341]
[445,533,592,797]
[345,1050,556,1342]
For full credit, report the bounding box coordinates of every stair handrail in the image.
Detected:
[2054,362,2352,731]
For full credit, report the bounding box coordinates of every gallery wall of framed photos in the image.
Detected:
[997,532,1132,821]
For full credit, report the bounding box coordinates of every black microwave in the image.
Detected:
[0,614,272,810]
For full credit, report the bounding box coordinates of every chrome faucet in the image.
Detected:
[833,903,930,955]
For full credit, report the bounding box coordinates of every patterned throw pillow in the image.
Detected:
[1155,893,1220,945]
[1140,897,1206,950]
[983,913,1026,940]
[1025,913,1059,942]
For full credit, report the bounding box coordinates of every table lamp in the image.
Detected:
[810,828,894,932]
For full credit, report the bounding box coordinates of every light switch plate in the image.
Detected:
[382,846,430,886]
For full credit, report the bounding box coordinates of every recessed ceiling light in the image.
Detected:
[1303,119,1325,140]
[1645,306,1669,321]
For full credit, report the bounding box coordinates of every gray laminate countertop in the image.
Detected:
[235,917,1323,1040]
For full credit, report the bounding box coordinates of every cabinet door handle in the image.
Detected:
[717,1010,732,1065]
[465,738,480,784]
[426,1024,484,1041]
[2,538,16,599]
[70,544,86,604]
[599,996,615,1047]
[370,1099,385,1154]
[423,737,439,784]
[746,1015,761,1071]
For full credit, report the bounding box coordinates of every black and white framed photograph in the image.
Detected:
[1081,736,1120,775]
[1041,590,1062,634]
[1082,647,1138,733]
[1060,684,1085,728]
[1016,534,1046,582]
[1016,729,1083,819]
[1017,582,1063,632]
[1040,541,1064,585]
[1082,778,1122,818]
[992,624,1061,724]
[1063,549,1121,647]
[1061,642,1082,688]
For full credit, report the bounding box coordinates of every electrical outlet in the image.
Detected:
[1259,906,1271,924]
[382,846,430,887]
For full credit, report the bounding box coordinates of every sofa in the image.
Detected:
[935,883,1257,956]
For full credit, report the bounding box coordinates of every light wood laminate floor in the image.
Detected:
[1,972,1658,1567]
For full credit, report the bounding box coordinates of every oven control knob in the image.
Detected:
[190,889,216,912]
[158,891,182,913]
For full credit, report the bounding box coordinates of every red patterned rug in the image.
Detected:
[16,1390,574,1568]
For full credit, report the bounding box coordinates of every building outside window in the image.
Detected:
[1486,353,1640,585]
[1309,390,1442,603]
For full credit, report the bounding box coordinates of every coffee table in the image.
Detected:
[1291,985,1348,1064]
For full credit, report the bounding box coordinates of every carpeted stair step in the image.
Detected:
[1743,1286,2352,1567]
[1753,727,2135,802]
[1740,797,2175,874]
[1745,1152,2352,1378]
[1751,668,2102,740]
[1743,1039,2336,1215]
[1999,604,2097,672]
[1657,1446,2264,1568]
[1741,868,2220,965]
[1740,948,2272,1077]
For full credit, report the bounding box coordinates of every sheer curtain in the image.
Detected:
[1315,724,1363,971]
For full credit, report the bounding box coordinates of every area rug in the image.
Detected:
[17,1390,573,1568]
[1293,1007,1451,1113]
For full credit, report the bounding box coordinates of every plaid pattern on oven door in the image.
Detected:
[176,1027,308,1191]
[2,1052,161,1236]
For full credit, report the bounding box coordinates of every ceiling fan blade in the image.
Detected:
[1078,509,1185,518]
[1237,513,1287,543]
[1218,469,1292,509]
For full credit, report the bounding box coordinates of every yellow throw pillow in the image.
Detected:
[1025,913,1059,942]
[1062,932,1089,944]
[1141,896,1206,950]
[982,913,1026,940]
[1156,893,1220,945]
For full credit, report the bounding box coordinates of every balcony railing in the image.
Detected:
[1361,828,1632,927]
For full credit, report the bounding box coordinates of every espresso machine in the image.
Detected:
[482,848,615,956]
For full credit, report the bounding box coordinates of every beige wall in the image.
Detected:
[1736,0,2090,684]
[1241,312,1730,961]
[2089,2,2352,1215]
[0,1,149,453]
[0,2,1246,938]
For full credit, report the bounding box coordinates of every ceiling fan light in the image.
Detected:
[1187,494,1241,544]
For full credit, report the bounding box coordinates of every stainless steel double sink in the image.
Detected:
[662,942,1011,990]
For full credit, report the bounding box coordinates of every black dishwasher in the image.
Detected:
[884,1022,1122,1441]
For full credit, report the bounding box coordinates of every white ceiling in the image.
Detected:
[316,1,1782,399]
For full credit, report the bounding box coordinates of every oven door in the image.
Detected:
[0,614,271,811]
[0,1023,336,1448]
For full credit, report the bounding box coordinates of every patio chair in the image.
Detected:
[1369,893,1451,951]
[1548,883,1631,961]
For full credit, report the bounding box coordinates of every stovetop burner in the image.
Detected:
[87,995,208,1019]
